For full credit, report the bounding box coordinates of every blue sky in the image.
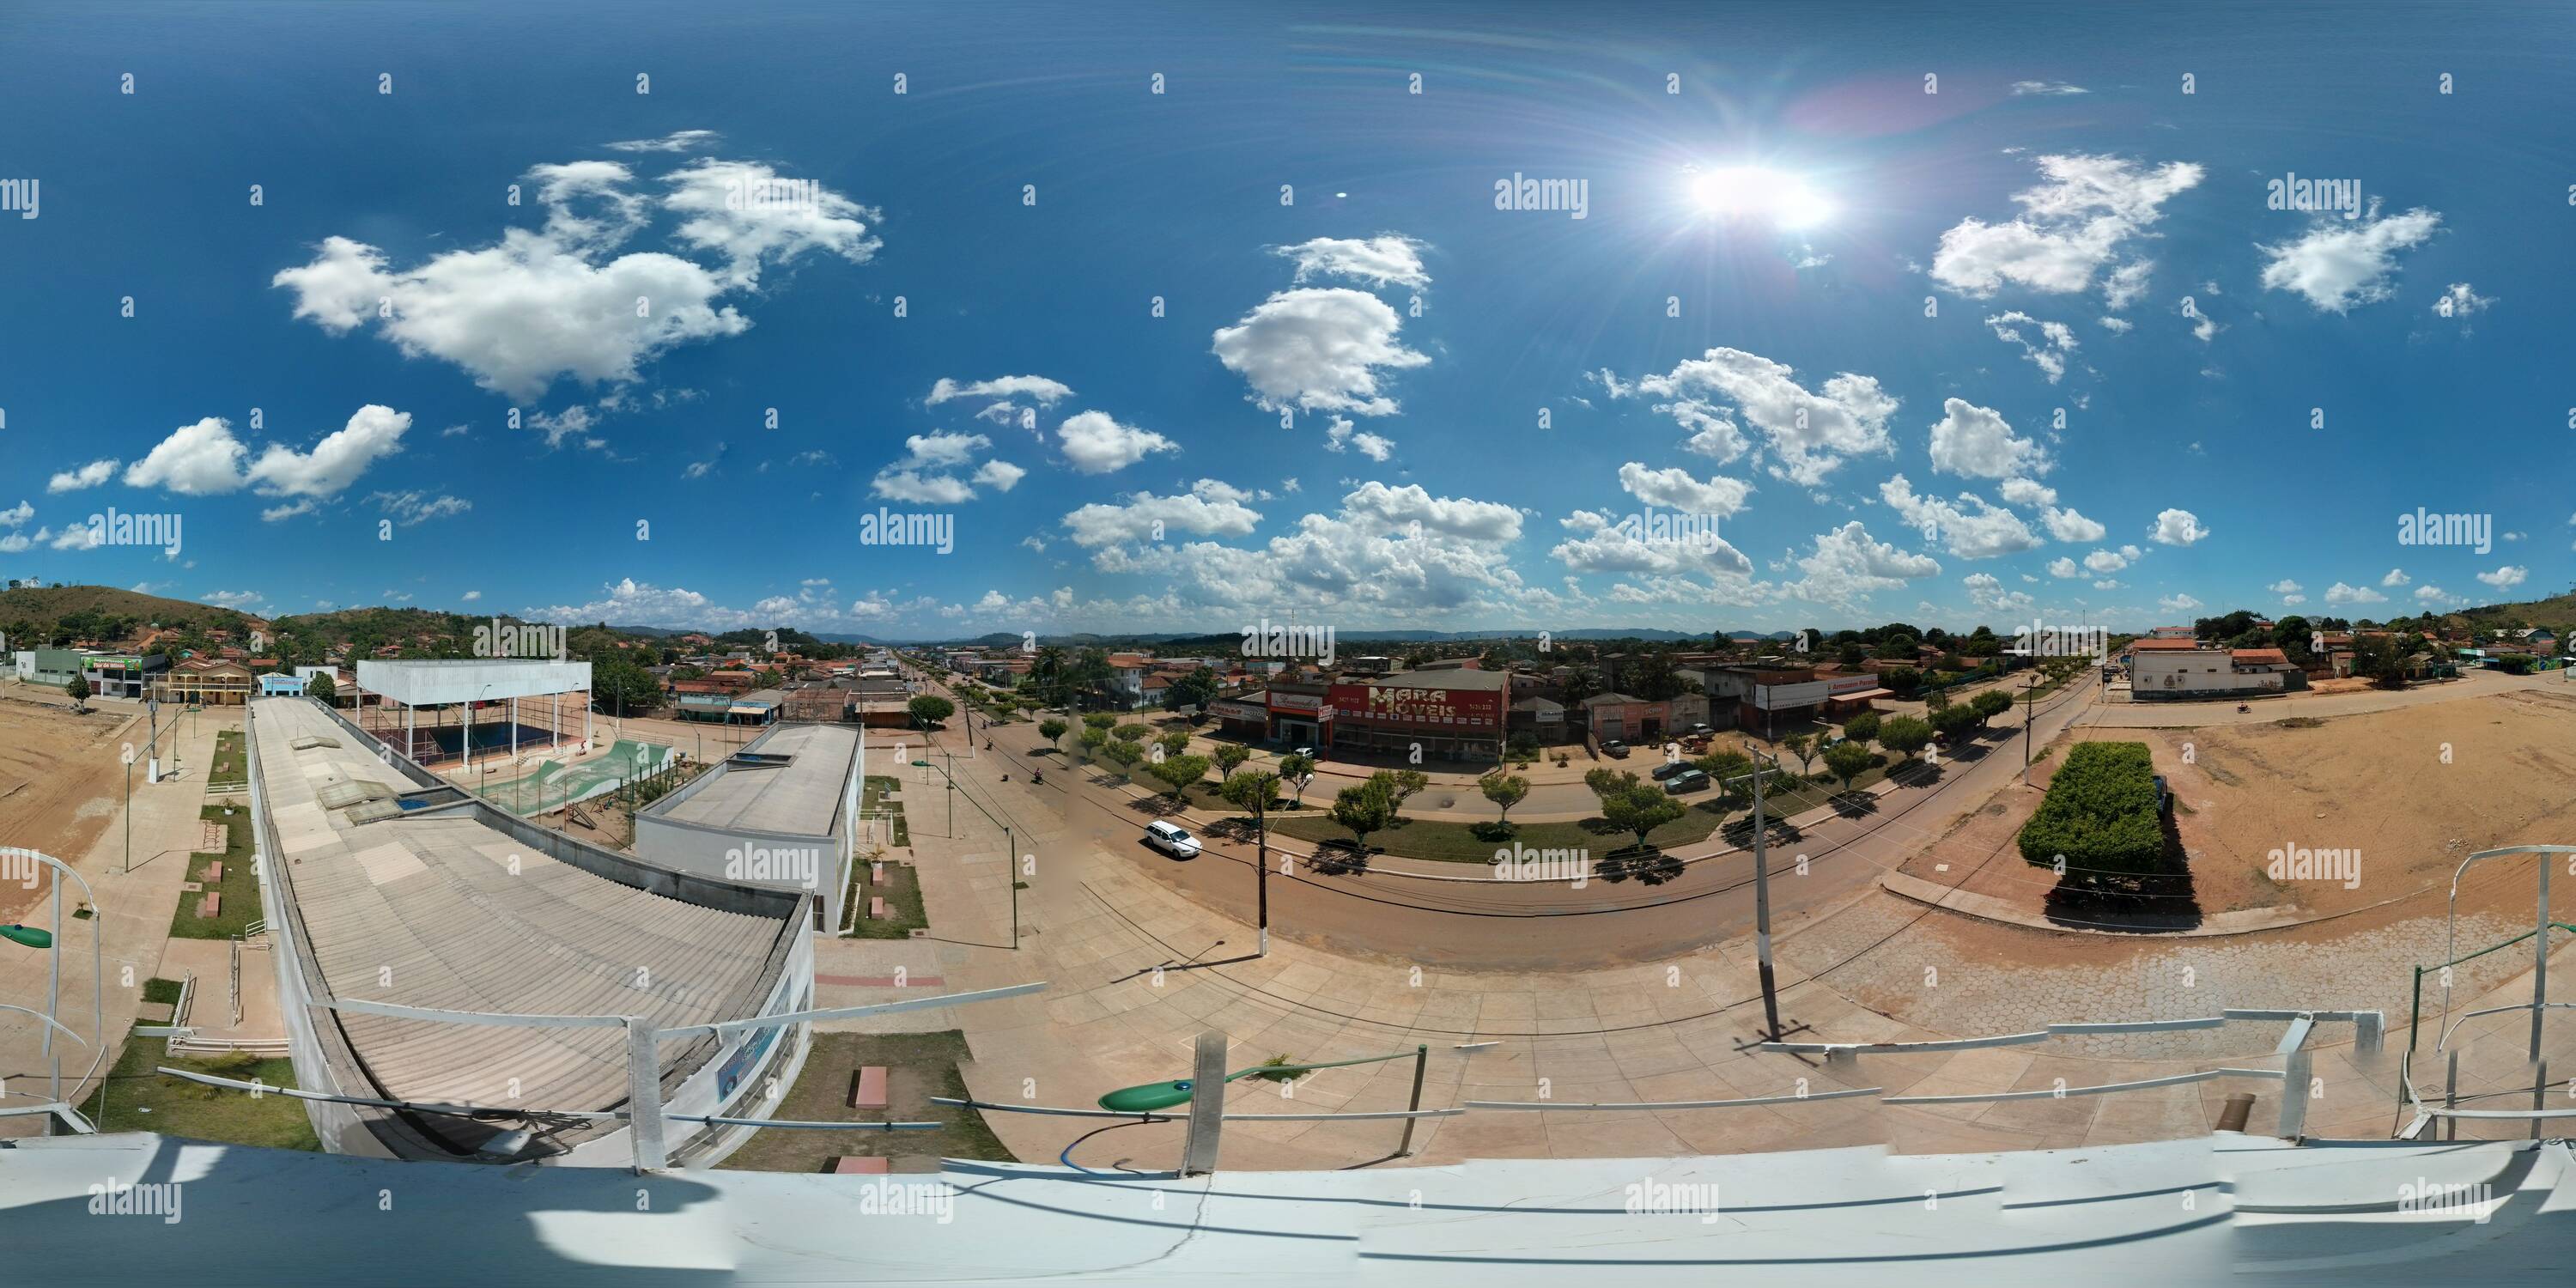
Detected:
[3,1,2571,639]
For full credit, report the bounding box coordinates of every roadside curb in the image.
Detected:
[1876,868,2425,939]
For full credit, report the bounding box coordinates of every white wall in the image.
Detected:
[2130,650,2284,697]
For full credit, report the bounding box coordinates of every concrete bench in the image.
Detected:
[204,861,223,883]
[869,896,887,920]
[872,862,885,883]
[829,1156,890,1175]
[196,892,222,920]
[849,1066,890,1109]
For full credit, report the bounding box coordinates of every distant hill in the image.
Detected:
[0,585,266,639]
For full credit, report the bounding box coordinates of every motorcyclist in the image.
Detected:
[1031,769,1044,786]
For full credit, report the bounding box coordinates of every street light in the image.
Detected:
[0,848,105,1136]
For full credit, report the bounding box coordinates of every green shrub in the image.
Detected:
[2017,741,2165,877]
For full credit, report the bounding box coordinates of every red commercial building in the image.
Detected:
[1326,670,1510,763]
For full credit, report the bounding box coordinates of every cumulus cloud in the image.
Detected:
[927,374,1073,408]
[1782,521,1941,608]
[1322,416,1395,461]
[1276,235,1430,289]
[870,431,1021,503]
[47,459,118,493]
[1931,154,2203,300]
[370,490,472,526]
[2048,556,2081,578]
[605,129,721,154]
[1056,410,1179,474]
[2325,581,2387,605]
[125,406,410,499]
[1985,312,2080,382]
[2432,282,2492,319]
[1089,481,1528,618]
[1615,462,1752,518]
[2382,568,2410,586]
[2159,593,2202,612]
[2040,506,2105,543]
[1929,398,2049,479]
[1631,348,1898,486]
[1964,571,2032,613]
[276,155,875,400]
[1211,288,1429,416]
[1061,479,1263,549]
[2010,81,2089,95]
[1552,509,1755,580]
[2257,204,2441,312]
[2476,564,2528,589]
[2267,579,2303,595]
[1880,474,2041,558]
[2148,507,2208,546]
[0,501,31,528]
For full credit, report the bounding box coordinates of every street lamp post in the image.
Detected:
[1719,753,1789,1042]
[1,848,105,1136]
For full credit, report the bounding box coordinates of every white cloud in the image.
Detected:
[658,158,883,289]
[2092,579,2123,590]
[870,431,1021,502]
[2010,81,2089,95]
[2325,581,2388,605]
[971,459,1026,491]
[0,501,31,528]
[2048,556,2081,578]
[1880,474,2041,558]
[1552,509,1756,580]
[259,499,317,523]
[1984,312,2079,382]
[1963,571,2032,613]
[1055,410,1179,474]
[276,156,877,400]
[1929,398,2049,479]
[2041,506,2105,543]
[461,590,483,601]
[199,590,261,608]
[244,404,412,497]
[2159,593,2202,612]
[1089,481,1528,618]
[2433,283,2493,319]
[51,524,102,551]
[927,374,1073,408]
[2148,507,2208,546]
[1276,235,1430,289]
[1061,479,1263,548]
[371,490,472,526]
[2257,204,2442,312]
[2083,548,2133,575]
[2102,261,2155,311]
[1211,288,1429,416]
[1782,521,1941,608]
[2476,565,2528,590]
[1616,462,1753,518]
[1322,416,1395,462]
[47,459,118,493]
[1633,348,1899,486]
[2415,584,2452,605]
[1998,477,2056,508]
[1931,154,2204,300]
[2380,567,2410,587]
[123,417,249,495]
[604,129,721,154]
[2267,579,2303,595]
[2281,594,2306,605]
[2098,316,2135,334]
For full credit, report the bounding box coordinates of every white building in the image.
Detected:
[2129,646,2295,701]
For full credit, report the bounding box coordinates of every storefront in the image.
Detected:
[1265,684,1332,748]
[1327,673,1508,763]
[1211,695,1269,741]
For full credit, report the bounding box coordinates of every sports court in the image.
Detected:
[350,659,592,768]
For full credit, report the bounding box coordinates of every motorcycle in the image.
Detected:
[1030,770,1044,786]
[985,739,993,750]
[2236,703,2251,714]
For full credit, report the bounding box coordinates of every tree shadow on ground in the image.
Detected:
[1309,840,1373,876]
[1826,791,1880,820]
[1122,795,1188,818]
[1595,845,1685,885]
[2040,811,2202,932]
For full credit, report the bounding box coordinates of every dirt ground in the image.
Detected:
[1899,685,2576,921]
[0,698,136,923]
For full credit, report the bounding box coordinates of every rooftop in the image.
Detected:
[642,721,860,838]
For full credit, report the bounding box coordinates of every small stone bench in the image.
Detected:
[848,1066,890,1109]
[829,1156,890,1175]
[204,861,223,883]
[869,896,887,920]
[196,891,222,920]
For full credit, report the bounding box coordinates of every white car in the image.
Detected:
[1144,819,1201,859]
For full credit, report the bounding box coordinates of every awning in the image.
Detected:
[1828,688,1893,702]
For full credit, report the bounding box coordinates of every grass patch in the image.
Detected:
[141,977,185,1006]
[851,861,928,939]
[207,728,246,787]
[718,1030,1012,1173]
[862,775,910,848]
[89,1037,320,1151]
[171,805,260,939]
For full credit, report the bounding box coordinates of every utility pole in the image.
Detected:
[1717,752,1788,1043]
[2023,663,2038,784]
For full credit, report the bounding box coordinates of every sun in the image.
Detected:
[1686,165,1835,229]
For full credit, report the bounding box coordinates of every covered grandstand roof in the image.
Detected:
[640,721,859,839]
[248,697,801,1152]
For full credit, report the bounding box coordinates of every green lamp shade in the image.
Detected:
[1,924,53,950]
[1097,1079,1197,1114]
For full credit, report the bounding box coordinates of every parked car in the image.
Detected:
[1601,739,1630,758]
[1664,769,1710,794]
[1291,745,1315,760]
[1651,760,1692,781]
[1688,723,1714,737]
[1143,819,1201,859]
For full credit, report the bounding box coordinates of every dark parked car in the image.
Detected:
[1651,760,1692,781]
[1664,769,1710,794]
[1601,739,1630,758]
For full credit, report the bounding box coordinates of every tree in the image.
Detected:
[1823,740,1875,795]
[1327,777,1400,856]
[1279,752,1317,805]
[1078,726,1110,756]
[591,657,665,715]
[1880,665,1922,697]
[1599,779,1686,854]
[306,671,337,705]
[1925,686,1952,713]
[1480,773,1529,826]
[1155,730,1194,759]
[1879,715,1933,761]
[1779,732,1816,775]
[1213,744,1251,775]
[1100,739,1143,770]
[1218,769,1281,823]
[1384,769,1430,808]
[1145,753,1212,800]
[1112,722,1151,743]
[1873,633,1919,660]
[1038,717,1069,746]
[1969,689,2014,726]
[1164,666,1220,713]
[908,695,957,728]
[64,674,89,711]
[1843,710,1880,747]
[1583,766,1632,800]
[1929,703,1979,741]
